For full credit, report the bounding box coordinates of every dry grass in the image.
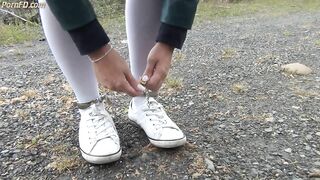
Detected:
[22,89,38,99]
[62,83,73,94]
[173,51,186,62]
[165,77,183,90]
[47,145,81,172]
[283,30,293,36]
[256,54,279,64]
[188,155,206,175]
[315,40,320,47]
[14,109,29,120]
[24,134,43,149]
[46,155,81,172]
[293,88,319,98]
[231,82,248,94]
[221,48,237,59]
[42,74,56,85]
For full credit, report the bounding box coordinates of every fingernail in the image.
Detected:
[141,75,149,82]
[137,84,146,92]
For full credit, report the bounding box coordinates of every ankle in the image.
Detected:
[132,96,147,108]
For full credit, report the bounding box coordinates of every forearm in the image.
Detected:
[157,0,198,49]
[46,0,109,55]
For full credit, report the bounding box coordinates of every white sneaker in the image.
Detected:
[78,98,121,164]
[128,97,186,148]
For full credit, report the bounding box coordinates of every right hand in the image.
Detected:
[89,45,143,97]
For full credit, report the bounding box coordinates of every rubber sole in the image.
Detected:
[149,136,187,148]
[80,148,122,164]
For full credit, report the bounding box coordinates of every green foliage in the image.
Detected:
[0,23,40,45]
[196,0,320,22]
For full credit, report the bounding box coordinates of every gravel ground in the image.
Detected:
[1,11,320,179]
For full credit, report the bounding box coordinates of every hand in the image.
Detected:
[89,45,142,97]
[143,42,174,91]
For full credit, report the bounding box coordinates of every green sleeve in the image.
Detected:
[161,0,198,29]
[46,0,96,30]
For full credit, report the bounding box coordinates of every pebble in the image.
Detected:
[305,146,311,151]
[316,132,320,136]
[250,168,259,176]
[284,148,292,153]
[192,173,201,179]
[274,169,283,175]
[12,149,21,154]
[265,116,274,122]
[1,150,9,154]
[281,63,312,75]
[306,134,313,140]
[314,162,320,166]
[204,158,215,172]
[265,127,273,132]
[141,153,150,161]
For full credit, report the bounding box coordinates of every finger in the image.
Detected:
[143,58,157,81]
[122,81,142,97]
[118,75,141,97]
[125,71,142,94]
[147,68,166,91]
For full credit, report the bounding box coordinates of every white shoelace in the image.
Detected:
[87,103,117,144]
[142,100,170,130]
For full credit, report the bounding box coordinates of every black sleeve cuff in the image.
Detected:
[156,23,187,49]
[68,19,110,55]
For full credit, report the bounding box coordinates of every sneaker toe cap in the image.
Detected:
[90,138,120,156]
[159,128,185,141]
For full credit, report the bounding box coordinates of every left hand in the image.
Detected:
[143,42,174,91]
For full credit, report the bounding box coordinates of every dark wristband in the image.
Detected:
[68,19,110,55]
[156,23,187,49]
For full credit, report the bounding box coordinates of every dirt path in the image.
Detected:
[1,11,320,179]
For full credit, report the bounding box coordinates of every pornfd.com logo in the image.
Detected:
[1,1,46,9]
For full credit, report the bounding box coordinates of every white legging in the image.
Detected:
[39,0,162,103]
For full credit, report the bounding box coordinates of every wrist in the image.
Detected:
[89,44,112,60]
[156,42,174,53]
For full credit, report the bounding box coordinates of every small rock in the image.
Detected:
[315,132,320,136]
[305,145,311,151]
[192,173,201,179]
[12,149,21,154]
[1,150,9,154]
[188,101,194,106]
[284,148,292,153]
[274,169,283,175]
[265,127,273,132]
[250,168,259,176]
[309,168,320,178]
[306,134,313,140]
[141,153,150,161]
[314,162,320,166]
[281,63,312,75]
[292,106,300,109]
[204,158,215,171]
[265,116,274,122]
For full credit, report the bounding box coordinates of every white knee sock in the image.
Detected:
[39,1,99,103]
[126,0,162,107]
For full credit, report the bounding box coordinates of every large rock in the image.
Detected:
[281,63,312,75]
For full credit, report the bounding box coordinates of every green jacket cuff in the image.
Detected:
[68,19,110,55]
[156,23,187,49]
